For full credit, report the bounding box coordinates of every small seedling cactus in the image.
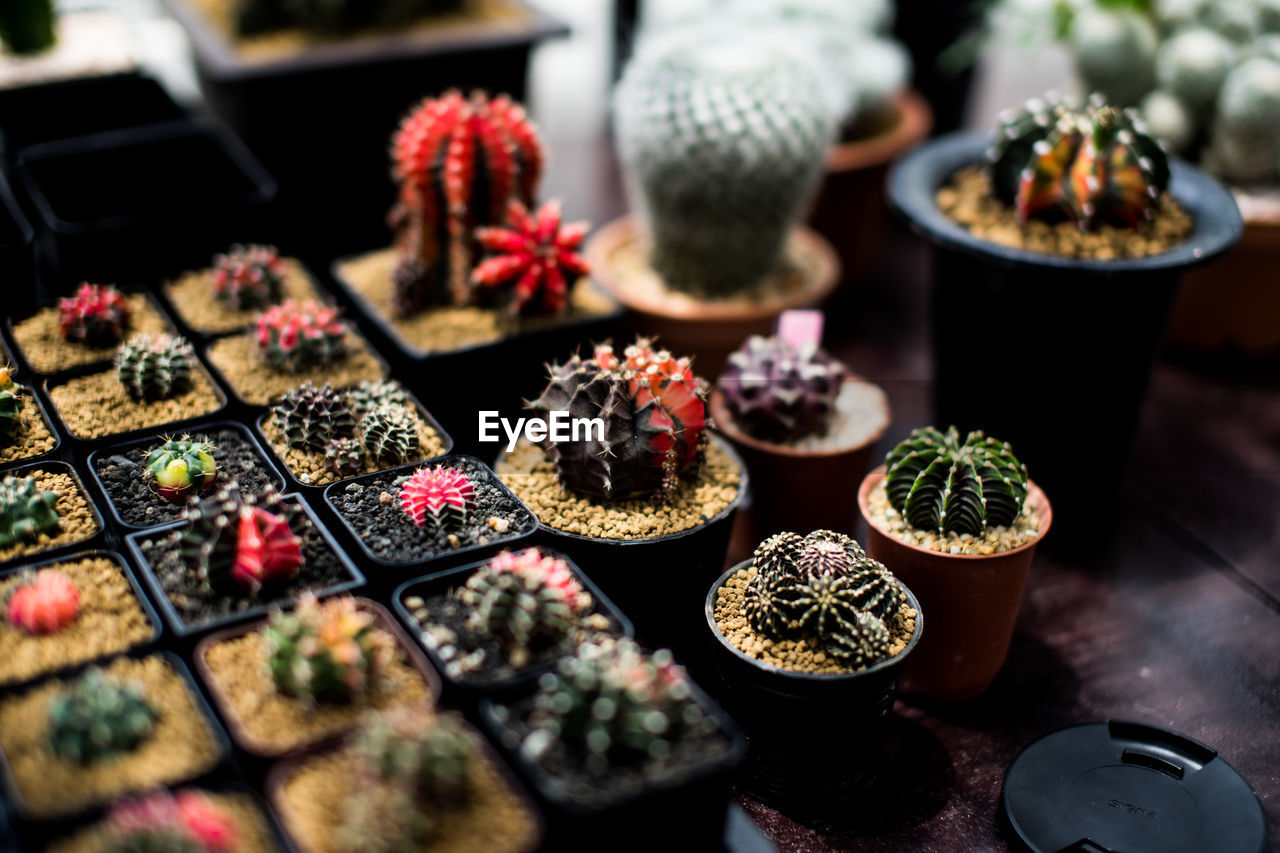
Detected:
[211,243,288,311]
[989,93,1170,229]
[459,549,591,660]
[472,200,590,317]
[884,426,1029,536]
[325,437,365,479]
[390,90,544,314]
[527,339,710,502]
[255,299,348,373]
[47,668,158,764]
[400,465,475,534]
[265,593,395,705]
[273,382,356,453]
[359,403,419,466]
[104,789,239,853]
[116,334,195,402]
[0,475,60,548]
[0,364,25,442]
[717,334,849,444]
[6,569,79,635]
[146,437,219,503]
[178,482,304,596]
[58,283,131,347]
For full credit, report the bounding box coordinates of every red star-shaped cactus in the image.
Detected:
[471,200,589,317]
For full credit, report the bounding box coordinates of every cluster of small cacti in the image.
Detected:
[146,437,219,503]
[58,283,131,347]
[273,380,420,475]
[6,569,79,635]
[115,333,195,402]
[178,481,304,596]
[527,339,709,502]
[103,789,239,853]
[0,475,60,548]
[255,299,348,373]
[390,90,544,315]
[264,593,395,705]
[234,0,462,37]
[399,465,475,534]
[47,668,158,764]
[471,200,590,316]
[884,426,1029,535]
[744,530,905,665]
[989,92,1171,229]
[0,364,26,442]
[459,549,591,658]
[717,334,850,444]
[0,0,56,55]
[211,243,287,311]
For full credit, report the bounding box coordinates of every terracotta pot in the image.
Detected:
[708,378,889,540]
[584,216,839,376]
[809,90,932,289]
[857,468,1052,701]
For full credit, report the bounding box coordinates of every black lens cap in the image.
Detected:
[1001,720,1267,853]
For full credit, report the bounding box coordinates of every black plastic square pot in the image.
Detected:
[0,335,62,471]
[125,494,365,638]
[0,170,37,316]
[0,460,106,572]
[87,421,285,533]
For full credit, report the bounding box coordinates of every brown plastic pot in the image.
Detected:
[809,90,932,289]
[584,216,839,376]
[708,378,889,540]
[857,467,1052,701]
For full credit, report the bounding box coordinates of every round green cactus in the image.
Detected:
[1155,27,1237,113]
[146,437,218,503]
[0,475,60,548]
[1140,89,1195,153]
[358,403,419,466]
[264,593,394,705]
[1206,57,1280,180]
[273,382,356,453]
[115,334,195,402]
[1071,7,1159,107]
[47,669,158,764]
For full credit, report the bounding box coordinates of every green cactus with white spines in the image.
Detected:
[359,404,419,466]
[273,382,356,453]
[1071,7,1159,106]
[346,380,412,421]
[1206,56,1280,179]
[459,549,591,659]
[47,669,158,764]
[0,365,25,443]
[1140,89,1196,153]
[146,437,218,503]
[0,475,60,548]
[116,334,195,402]
[1155,27,1237,112]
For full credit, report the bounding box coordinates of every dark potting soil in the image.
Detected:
[95,428,277,528]
[329,458,537,564]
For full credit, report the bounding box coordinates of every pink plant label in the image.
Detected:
[777,310,823,349]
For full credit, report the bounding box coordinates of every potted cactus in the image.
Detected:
[0,656,225,819]
[268,705,542,853]
[0,461,103,568]
[705,529,921,827]
[0,362,59,468]
[888,92,1241,529]
[857,425,1051,700]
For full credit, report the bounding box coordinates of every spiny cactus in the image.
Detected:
[265,593,395,705]
[353,707,473,799]
[104,789,239,853]
[211,243,287,311]
[399,465,475,534]
[58,283,131,347]
[272,382,356,453]
[47,668,158,764]
[459,549,591,656]
[390,90,544,314]
[0,0,56,55]
[989,92,1170,229]
[178,482,304,596]
[359,404,419,466]
[526,339,710,502]
[717,334,849,444]
[472,200,590,317]
[146,437,219,503]
[0,475,60,548]
[1206,57,1280,180]
[6,569,79,635]
[884,426,1029,536]
[255,299,348,373]
[0,364,26,442]
[325,436,365,479]
[1155,27,1237,113]
[116,334,195,402]
[1070,7,1159,107]
[614,27,833,296]
[346,380,411,421]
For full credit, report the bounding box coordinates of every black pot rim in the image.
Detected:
[704,558,924,683]
[0,379,62,473]
[0,169,33,248]
[887,131,1244,275]
[0,459,106,572]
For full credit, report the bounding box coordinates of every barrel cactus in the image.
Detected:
[58,283,130,347]
[146,437,219,503]
[399,465,475,534]
[1155,27,1237,113]
[255,300,348,373]
[1071,7,1159,107]
[47,669,158,764]
[6,569,79,635]
[1205,56,1280,180]
[211,243,287,311]
[459,549,591,658]
[0,475,60,548]
[273,382,356,453]
[359,404,419,466]
[116,334,195,402]
[717,334,849,444]
[265,593,395,705]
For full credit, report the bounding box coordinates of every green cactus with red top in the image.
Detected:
[255,299,348,373]
[211,243,288,311]
[102,788,239,853]
[265,593,395,705]
[58,283,130,347]
[459,548,591,659]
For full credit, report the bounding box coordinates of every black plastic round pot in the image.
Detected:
[704,560,923,828]
[888,133,1243,537]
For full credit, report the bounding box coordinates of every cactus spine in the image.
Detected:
[146,437,219,503]
[116,334,195,402]
[265,593,395,705]
[717,334,849,444]
[459,549,591,658]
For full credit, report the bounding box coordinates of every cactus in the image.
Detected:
[265,593,394,705]
[352,707,473,798]
[211,244,287,311]
[359,404,419,466]
[104,789,239,853]
[58,283,131,347]
[526,339,710,502]
[146,437,219,503]
[325,437,365,479]
[399,465,475,534]
[47,668,158,764]
[6,569,79,635]
[459,548,591,655]
[255,299,348,373]
[1155,27,1237,113]
[717,334,849,444]
[0,475,60,548]
[884,425,1030,536]
[613,27,833,296]
[471,200,590,317]
[178,482,304,596]
[1206,57,1280,180]
[116,334,195,402]
[346,380,411,421]
[1070,7,1159,107]
[0,364,26,442]
[272,382,356,453]
[1139,89,1195,154]
[390,90,544,314]
[989,93,1170,229]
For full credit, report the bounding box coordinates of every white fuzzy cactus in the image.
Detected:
[1071,7,1159,106]
[1156,27,1237,111]
[1140,89,1195,153]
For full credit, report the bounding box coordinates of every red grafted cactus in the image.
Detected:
[6,569,79,635]
[179,483,305,597]
[212,244,287,311]
[472,200,589,317]
[106,789,239,853]
[390,90,544,314]
[400,464,475,534]
[58,283,131,347]
[255,299,348,373]
[234,505,304,594]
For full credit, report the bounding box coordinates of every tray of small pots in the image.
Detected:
[0,460,105,571]
[393,547,633,699]
[126,481,364,639]
[0,359,60,471]
[858,424,1052,701]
